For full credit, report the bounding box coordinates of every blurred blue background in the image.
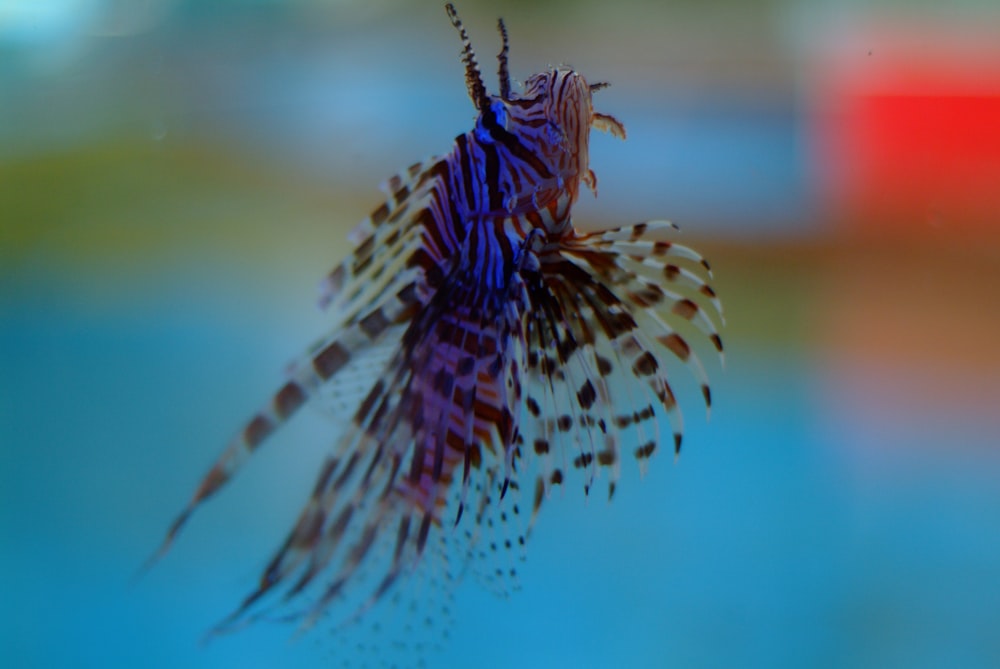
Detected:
[3,1,1000,667]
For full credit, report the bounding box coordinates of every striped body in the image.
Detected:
[147,3,724,642]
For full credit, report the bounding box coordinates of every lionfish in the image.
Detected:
[149,2,723,645]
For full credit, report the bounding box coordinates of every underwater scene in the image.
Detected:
[3,1,1000,667]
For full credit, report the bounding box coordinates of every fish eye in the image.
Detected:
[488,99,508,131]
[475,98,509,143]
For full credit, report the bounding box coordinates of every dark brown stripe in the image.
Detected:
[371,202,390,226]
[333,452,360,491]
[393,515,412,563]
[611,311,637,335]
[408,441,425,484]
[243,413,274,448]
[658,383,678,410]
[312,457,339,496]
[194,465,227,501]
[539,355,556,375]
[274,381,306,419]
[326,265,345,289]
[397,281,420,305]
[406,246,438,273]
[672,299,698,320]
[595,355,613,376]
[632,351,658,376]
[468,443,482,469]
[576,380,596,410]
[445,427,465,453]
[635,441,656,459]
[290,507,324,548]
[525,209,543,229]
[313,341,350,379]
[455,134,477,212]
[355,235,374,261]
[498,407,514,444]
[658,333,690,361]
[352,252,373,277]
[356,379,384,424]
[361,444,385,486]
[473,399,502,431]
[495,126,551,180]
[360,308,390,339]
[483,142,502,212]
[329,504,354,537]
[627,290,652,308]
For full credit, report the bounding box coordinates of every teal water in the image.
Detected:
[3,272,999,668]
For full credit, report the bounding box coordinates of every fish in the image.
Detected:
[146,1,724,643]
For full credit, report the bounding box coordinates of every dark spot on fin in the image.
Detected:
[274,381,306,419]
[243,414,274,448]
[635,441,656,459]
[533,478,544,515]
[313,341,350,379]
[671,299,698,321]
[359,308,390,339]
[371,202,390,225]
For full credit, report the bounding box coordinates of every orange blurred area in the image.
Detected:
[813,233,1000,447]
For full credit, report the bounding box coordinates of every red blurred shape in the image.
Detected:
[822,63,1000,230]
